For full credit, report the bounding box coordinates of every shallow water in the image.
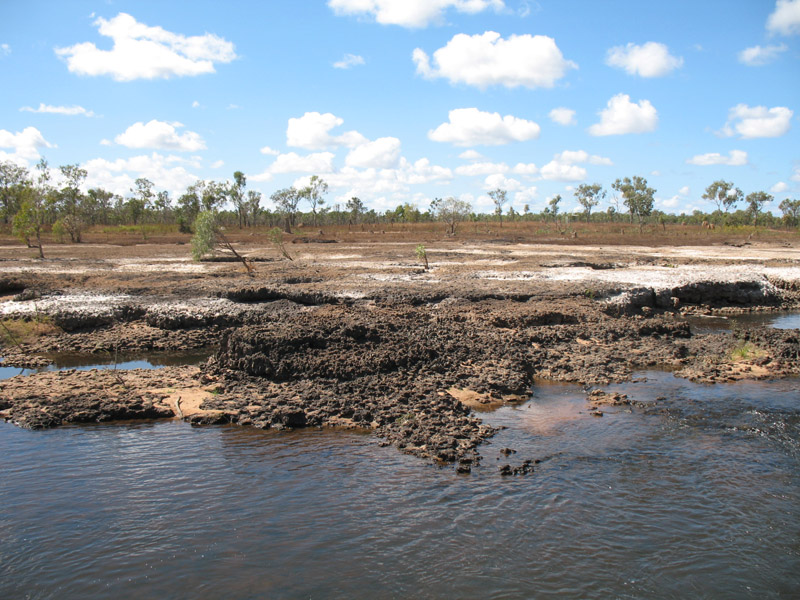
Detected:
[0,349,212,380]
[685,310,800,334]
[2,373,798,599]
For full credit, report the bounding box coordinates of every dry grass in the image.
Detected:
[0,318,62,348]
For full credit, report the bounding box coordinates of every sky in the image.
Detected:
[1,0,799,216]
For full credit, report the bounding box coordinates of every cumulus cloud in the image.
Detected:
[1,43,10,56]
[267,152,336,174]
[458,149,483,161]
[55,12,236,81]
[20,103,96,117]
[286,112,366,150]
[82,152,199,196]
[333,53,365,69]
[413,31,577,89]
[793,166,800,182]
[549,107,576,126]
[588,94,658,136]
[539,150,612,182]
[686,150,748,166]
[114,120,206,151]
[679,186,690,196]
[327,0,504,28]
[738,44,787,65]
[455,161,510,176]
[771,181,789,194]
[720,104,793,138]
[605,42,683,77]
[767,0,800,35]
[0,126,55,165]
[345,137,402,168]
[428,108,541,146]
[259,146,280,155]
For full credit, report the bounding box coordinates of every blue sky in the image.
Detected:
[1,0,798,216]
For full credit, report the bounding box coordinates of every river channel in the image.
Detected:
[2,368,798,599]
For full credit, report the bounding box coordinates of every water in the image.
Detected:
[0,349,212,379]
[2,373,798,599]
[685,310,800,334]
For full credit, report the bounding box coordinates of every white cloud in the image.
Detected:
[659,195,682,209]
[114,119,206,151]
[767,0,800,35]
[333,53,365,69]
[260,146,280,155]
[484,173,524,192]
[0,126,55,165]
[771,181,789,194]
[738,44,788,65]
[539,150,612,182]
[512,162,539,176]
[345,137,402,168]
[459,149,483,161]
[455,161,510,176]
[606,42,683,77]
[720,104,793,138]
[429,108,541,146]
[286,112,366,150]
[82,152,199,197]
[413,31,577,89]
[266,152,336,174]
[588,93,658,136]
[679,186,690,196]
[55,12,236,81]
[327,0,504,28]
[792,166,800,182]
[1,43,10,56]
[549,107,576,126]
[686,150,748,166]
[191,100,201,108]
[20,103,96,117]
[211,160,225,169]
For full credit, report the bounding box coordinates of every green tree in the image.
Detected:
[574,183,605,222]
[746,191,772,226]
[778,198,800,227]
[488,188,508,226]
[303,175,328,227]
[346,196,364,225]
[245,190,262,227]
[12,159,50,258]
[56,164,88,241]
[271,187,302,233]
[702,180,742,218]
[431,196,472,235]
[0,161,30,224]
[229,171,247,228]
[612,176,655,231]
[191,210,253,274]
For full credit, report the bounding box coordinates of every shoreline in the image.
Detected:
[1,239,798,468]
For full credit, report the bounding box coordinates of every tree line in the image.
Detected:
[2,158,798,256]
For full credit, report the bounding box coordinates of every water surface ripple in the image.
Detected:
[1,374,798,599]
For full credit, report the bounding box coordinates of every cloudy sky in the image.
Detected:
[1,0,798,215]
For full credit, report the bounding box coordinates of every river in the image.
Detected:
[2,371,798,599]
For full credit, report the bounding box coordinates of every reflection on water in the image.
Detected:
[2,374,798,599]
[0,349,212,380]
[685,310,800,334]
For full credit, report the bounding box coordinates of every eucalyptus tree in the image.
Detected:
[0,160,30,224]
[746,191,772,226]
[56,164,88,241]
[304,175,328,227]
[12,158,50,258]
[779,198,800,227]
[702,180,742,219]
[346,196,365,225]
[245,189,262,227]
[574,183,605,222]
[431,196,472,236]
[488,188,508,226]
[612,176,655,231]
[271,187,302,233]
[229,171,247,228]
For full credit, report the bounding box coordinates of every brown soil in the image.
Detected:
[1,232,798,469]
